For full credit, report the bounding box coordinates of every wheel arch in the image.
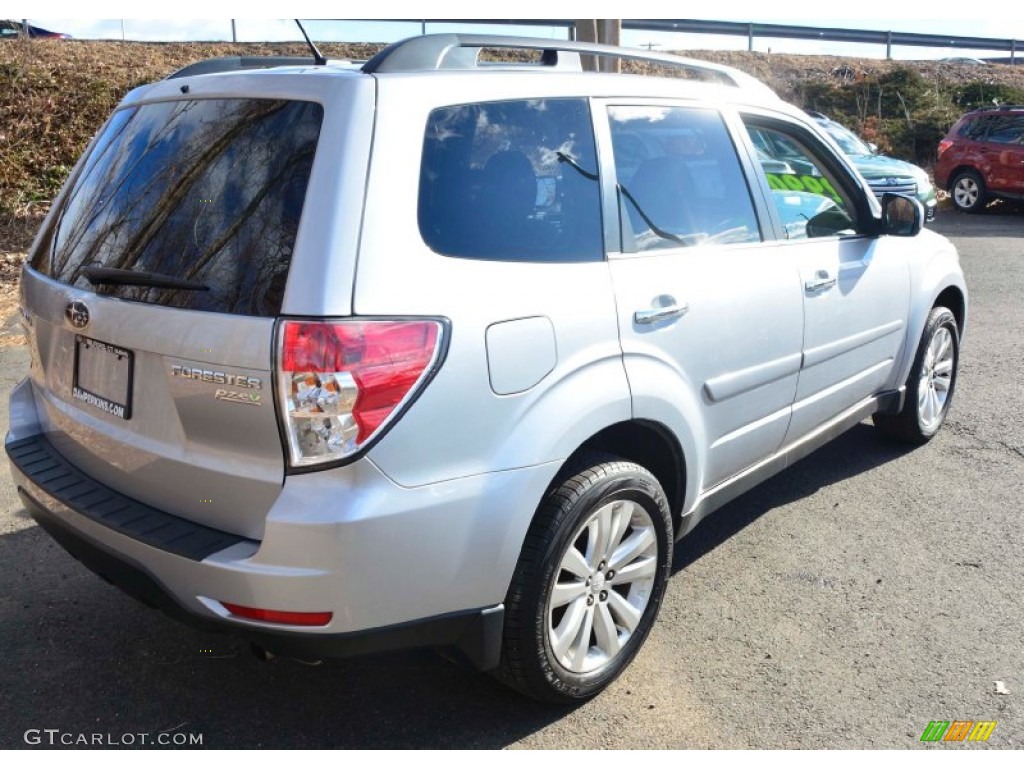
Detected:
[946,165,985,193]
[934,285,966,335]
[897,267,968,389]
[545,419,688,533]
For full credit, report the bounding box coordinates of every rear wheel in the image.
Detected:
[496,457,672,703]
[950,170,987,213]
[874,306,959,444]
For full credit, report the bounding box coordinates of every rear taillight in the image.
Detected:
[937,139,954,159]
[277,319,443,468]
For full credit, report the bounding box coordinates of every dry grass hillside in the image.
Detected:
[2,37,1024,258]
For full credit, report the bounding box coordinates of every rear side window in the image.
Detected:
[984,115,1024,144]
[419,98,603,262]
[609,106,761,252]
[42,99,323,317]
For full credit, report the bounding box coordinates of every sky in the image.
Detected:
[9,1,1024,61]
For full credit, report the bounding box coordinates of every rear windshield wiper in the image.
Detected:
[80,266,210,292]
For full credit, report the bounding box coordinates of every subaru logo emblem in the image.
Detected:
[65,301,90,329]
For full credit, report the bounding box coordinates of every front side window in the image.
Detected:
[419,98,602,262]
[608,106,761,252]
[745,121,857,240]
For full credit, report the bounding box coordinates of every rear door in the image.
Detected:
[600,102,804,492]
[21,87,349,540]
[979,113,1024,195]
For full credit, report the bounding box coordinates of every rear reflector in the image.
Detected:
[221,602,333,627]
[277,319,443,468]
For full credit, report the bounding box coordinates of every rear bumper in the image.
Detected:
[18,485,502,667]
[5,378,564,669]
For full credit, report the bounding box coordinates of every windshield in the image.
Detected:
[821,122,873,156]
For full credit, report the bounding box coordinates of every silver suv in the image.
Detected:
[7,35,967,702]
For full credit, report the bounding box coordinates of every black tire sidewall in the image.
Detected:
[908,307,960,438]
[514,464,673,702]
[952,170,986,213]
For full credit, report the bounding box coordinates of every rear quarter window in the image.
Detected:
[958,116,991,140]
[418,98,603,262]
[40,98,323,317]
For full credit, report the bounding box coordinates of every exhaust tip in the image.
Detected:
[249,643,275,662]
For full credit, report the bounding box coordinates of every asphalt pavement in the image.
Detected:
[0,208,1020,749]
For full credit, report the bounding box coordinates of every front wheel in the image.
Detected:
[874,306,960,444]
[496,457,673,703]
[950,170,987,213]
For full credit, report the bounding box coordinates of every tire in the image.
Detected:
[874,306,959,444]
[950,169,987,213]
[495,456,673,703]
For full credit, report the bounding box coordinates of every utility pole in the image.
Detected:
[231,19,237,43]
[574,19,621,72]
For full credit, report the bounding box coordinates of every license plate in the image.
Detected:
[72,336,133,420]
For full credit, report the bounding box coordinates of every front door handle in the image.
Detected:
[805,271,836,293]
[634,303,689,325]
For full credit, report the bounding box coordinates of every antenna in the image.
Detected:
[294,19,327,66]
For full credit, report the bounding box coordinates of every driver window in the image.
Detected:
[744,122,857,240]
[608,106,762,252]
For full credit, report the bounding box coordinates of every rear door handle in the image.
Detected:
[634,303,689,325]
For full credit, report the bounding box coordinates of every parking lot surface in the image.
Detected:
[0,209,1020,749]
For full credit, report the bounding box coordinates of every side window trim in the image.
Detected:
[589,96,624,256]
[721,108,786,243]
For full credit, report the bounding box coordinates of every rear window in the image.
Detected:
[418,98,603,262]
[38,98,323,317]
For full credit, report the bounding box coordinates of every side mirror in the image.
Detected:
[880,193,923,237]
[867,142,879,154]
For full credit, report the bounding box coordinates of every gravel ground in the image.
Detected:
[0,207,1020,749]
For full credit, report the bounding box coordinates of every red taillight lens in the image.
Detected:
[937,139,954,159]
[221,602,332,627]
[278,320,442,467]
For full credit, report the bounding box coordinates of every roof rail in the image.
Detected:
[166,56,320,80]
[361,34,777,97]
[968,104,1024,113]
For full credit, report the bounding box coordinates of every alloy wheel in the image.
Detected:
[546,499,658,674]
[917,325,955,432]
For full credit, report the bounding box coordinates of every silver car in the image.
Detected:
[6,35,967,703]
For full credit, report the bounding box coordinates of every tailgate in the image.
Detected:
[19,95,326,540]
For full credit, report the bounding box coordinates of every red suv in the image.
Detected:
[935,106,1024,213]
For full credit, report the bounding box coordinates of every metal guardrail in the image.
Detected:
[623,20,1021,61]
[386,19,1021,63]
